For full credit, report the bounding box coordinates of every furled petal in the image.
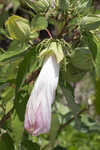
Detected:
[24,55,59,136]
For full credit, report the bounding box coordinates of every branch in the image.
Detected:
[45,29,53,38]
[0,107,14,128]
[25,68,40,84]
[0,104,5,112]
[57,108,88,136]
[58,15,78,37]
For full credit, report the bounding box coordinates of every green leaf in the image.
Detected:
[15,90,28,121]
[1,86,15,102]
[95,80,100,114]
[16,47,36,92]
[11,110,24,147]
[61,63,86,83]
[0,60,20,82]
[31,16,48,31]
[75,0,92,14]
[71,47,93,71]
[0,43,30,62]
[49,114,60,144]
[8,40,21,51]
[83,32,97,60]
[29,31,39,39]
[11,0,20,11]
[53,145,66,150]
[5,15,30,41]
[60,82,80,128]
[0,28,8,38]
[60,83,80,116]
[24,0,49,13]
[22,140,40,150]
[81,114,96,127]
[59,0,70,11]
[56,102,70,115]
[95,36,100,79]
[0,11,9,27]
[0,133,14,150]
[81,16,100,30]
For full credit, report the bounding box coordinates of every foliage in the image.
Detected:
[0,0,100,150]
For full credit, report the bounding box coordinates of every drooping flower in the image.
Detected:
[24,55,59,136]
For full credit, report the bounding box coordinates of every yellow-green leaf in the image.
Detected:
[5,15,30,41]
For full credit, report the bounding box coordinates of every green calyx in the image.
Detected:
[39,41,64,63]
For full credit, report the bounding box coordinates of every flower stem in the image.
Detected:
[45,29,53,38]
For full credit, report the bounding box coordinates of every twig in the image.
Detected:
[41,143,51,150]
[58,15,78,37]
[58,22,68,37]
[0,104,5,112]
[57,108,88,136]
[45,29,53,38]
[25,68,40,84]
[58,16,71,37]
[0,107,14,128]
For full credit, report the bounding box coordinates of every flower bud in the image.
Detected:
[24,55,59,136]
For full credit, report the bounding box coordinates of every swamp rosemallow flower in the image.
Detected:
[24,55,59,136]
